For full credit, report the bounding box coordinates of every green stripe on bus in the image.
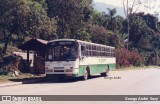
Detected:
[78,64,116,76]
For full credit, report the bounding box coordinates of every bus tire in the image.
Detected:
[101,65,109,77]
[83,70,89,80]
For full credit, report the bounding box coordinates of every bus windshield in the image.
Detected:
[46,41,78,61]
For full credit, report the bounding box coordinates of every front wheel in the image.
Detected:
[83,70,88,80]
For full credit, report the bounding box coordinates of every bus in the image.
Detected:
[45,39,116,80]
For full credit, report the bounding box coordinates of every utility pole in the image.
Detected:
[123,0,131,50]
[123,0,143,50]
[126,0,129,50]
[127,8,132,50]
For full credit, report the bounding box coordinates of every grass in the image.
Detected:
[0,75,12,82]
[0,73,45,83]
[115,66,160,71]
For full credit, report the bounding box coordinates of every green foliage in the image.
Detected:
[33,0,48,10]
[125,13,159,51]
[46,0,92,39]
[107,33,124,48]
[0,0,160,68]
[0,0,57,54]
[91,25,109,45]
[106,8,117,31]
[91,11,109,27]
[0,55,18,75]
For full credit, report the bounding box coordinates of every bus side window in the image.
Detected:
[81,45,86,56]
[97,46,99,57]
[86,45,89,56]
[112,49,115,57]
[105,47,107,57]
[98,46,101,57]
[111,49,114,57]
[100,47,102,57]
[110,49,112,57]
[48,48,52,60]
[110,48,112,57]
[52,48,54,59]
[95,46,97,56]
[113,49,115,57]
[93,45,96,56]
[107,48,110,57]
[102,47,105,57]
[89,45,92,56]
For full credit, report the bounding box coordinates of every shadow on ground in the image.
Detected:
[8,74,104,84]
[8,77,45,84]
[33,75,103,84]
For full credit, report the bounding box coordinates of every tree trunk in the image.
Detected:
[2,30,12,55]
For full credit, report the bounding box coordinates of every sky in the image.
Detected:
[94,0,160,18]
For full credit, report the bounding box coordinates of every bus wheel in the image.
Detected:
[83,70,88,80]
[101,66,109,77]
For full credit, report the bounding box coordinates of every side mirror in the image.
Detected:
[79,56,85,60]
[81,45,85,51]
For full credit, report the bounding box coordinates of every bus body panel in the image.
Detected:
[78,57,116,76]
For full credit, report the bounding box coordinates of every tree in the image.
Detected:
[122,0,155,50]
[91,25,109,45]
[106,8,117,31]
[125,13,159,51]
[91,11,109,27]
[91,9,125,48]
[142,14,159,31]
[46,0,93,40]
[0,0,57,54]
[115,15,124,32]
[107,33,124,48]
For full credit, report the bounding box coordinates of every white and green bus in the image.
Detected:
[45,39,116,80]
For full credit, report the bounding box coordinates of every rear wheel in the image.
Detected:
[101,66,109,77]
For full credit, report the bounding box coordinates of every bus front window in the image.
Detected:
[46,44,78,61]
[61,46,78,60]
[46,48,52,61]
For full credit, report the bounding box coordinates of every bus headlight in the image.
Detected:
[70,67,73,70]
[66,70,73,72]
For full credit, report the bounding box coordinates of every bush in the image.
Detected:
[0,55,18,75]
[128,51,144,66]
[116,48,144,68]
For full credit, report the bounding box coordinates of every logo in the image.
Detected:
[2,96,11,101]
[1,96,42,102]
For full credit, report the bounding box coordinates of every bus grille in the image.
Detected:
[54,70,64,72]
[54,67,64,69]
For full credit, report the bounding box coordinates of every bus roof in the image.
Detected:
[49,39,115,49]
